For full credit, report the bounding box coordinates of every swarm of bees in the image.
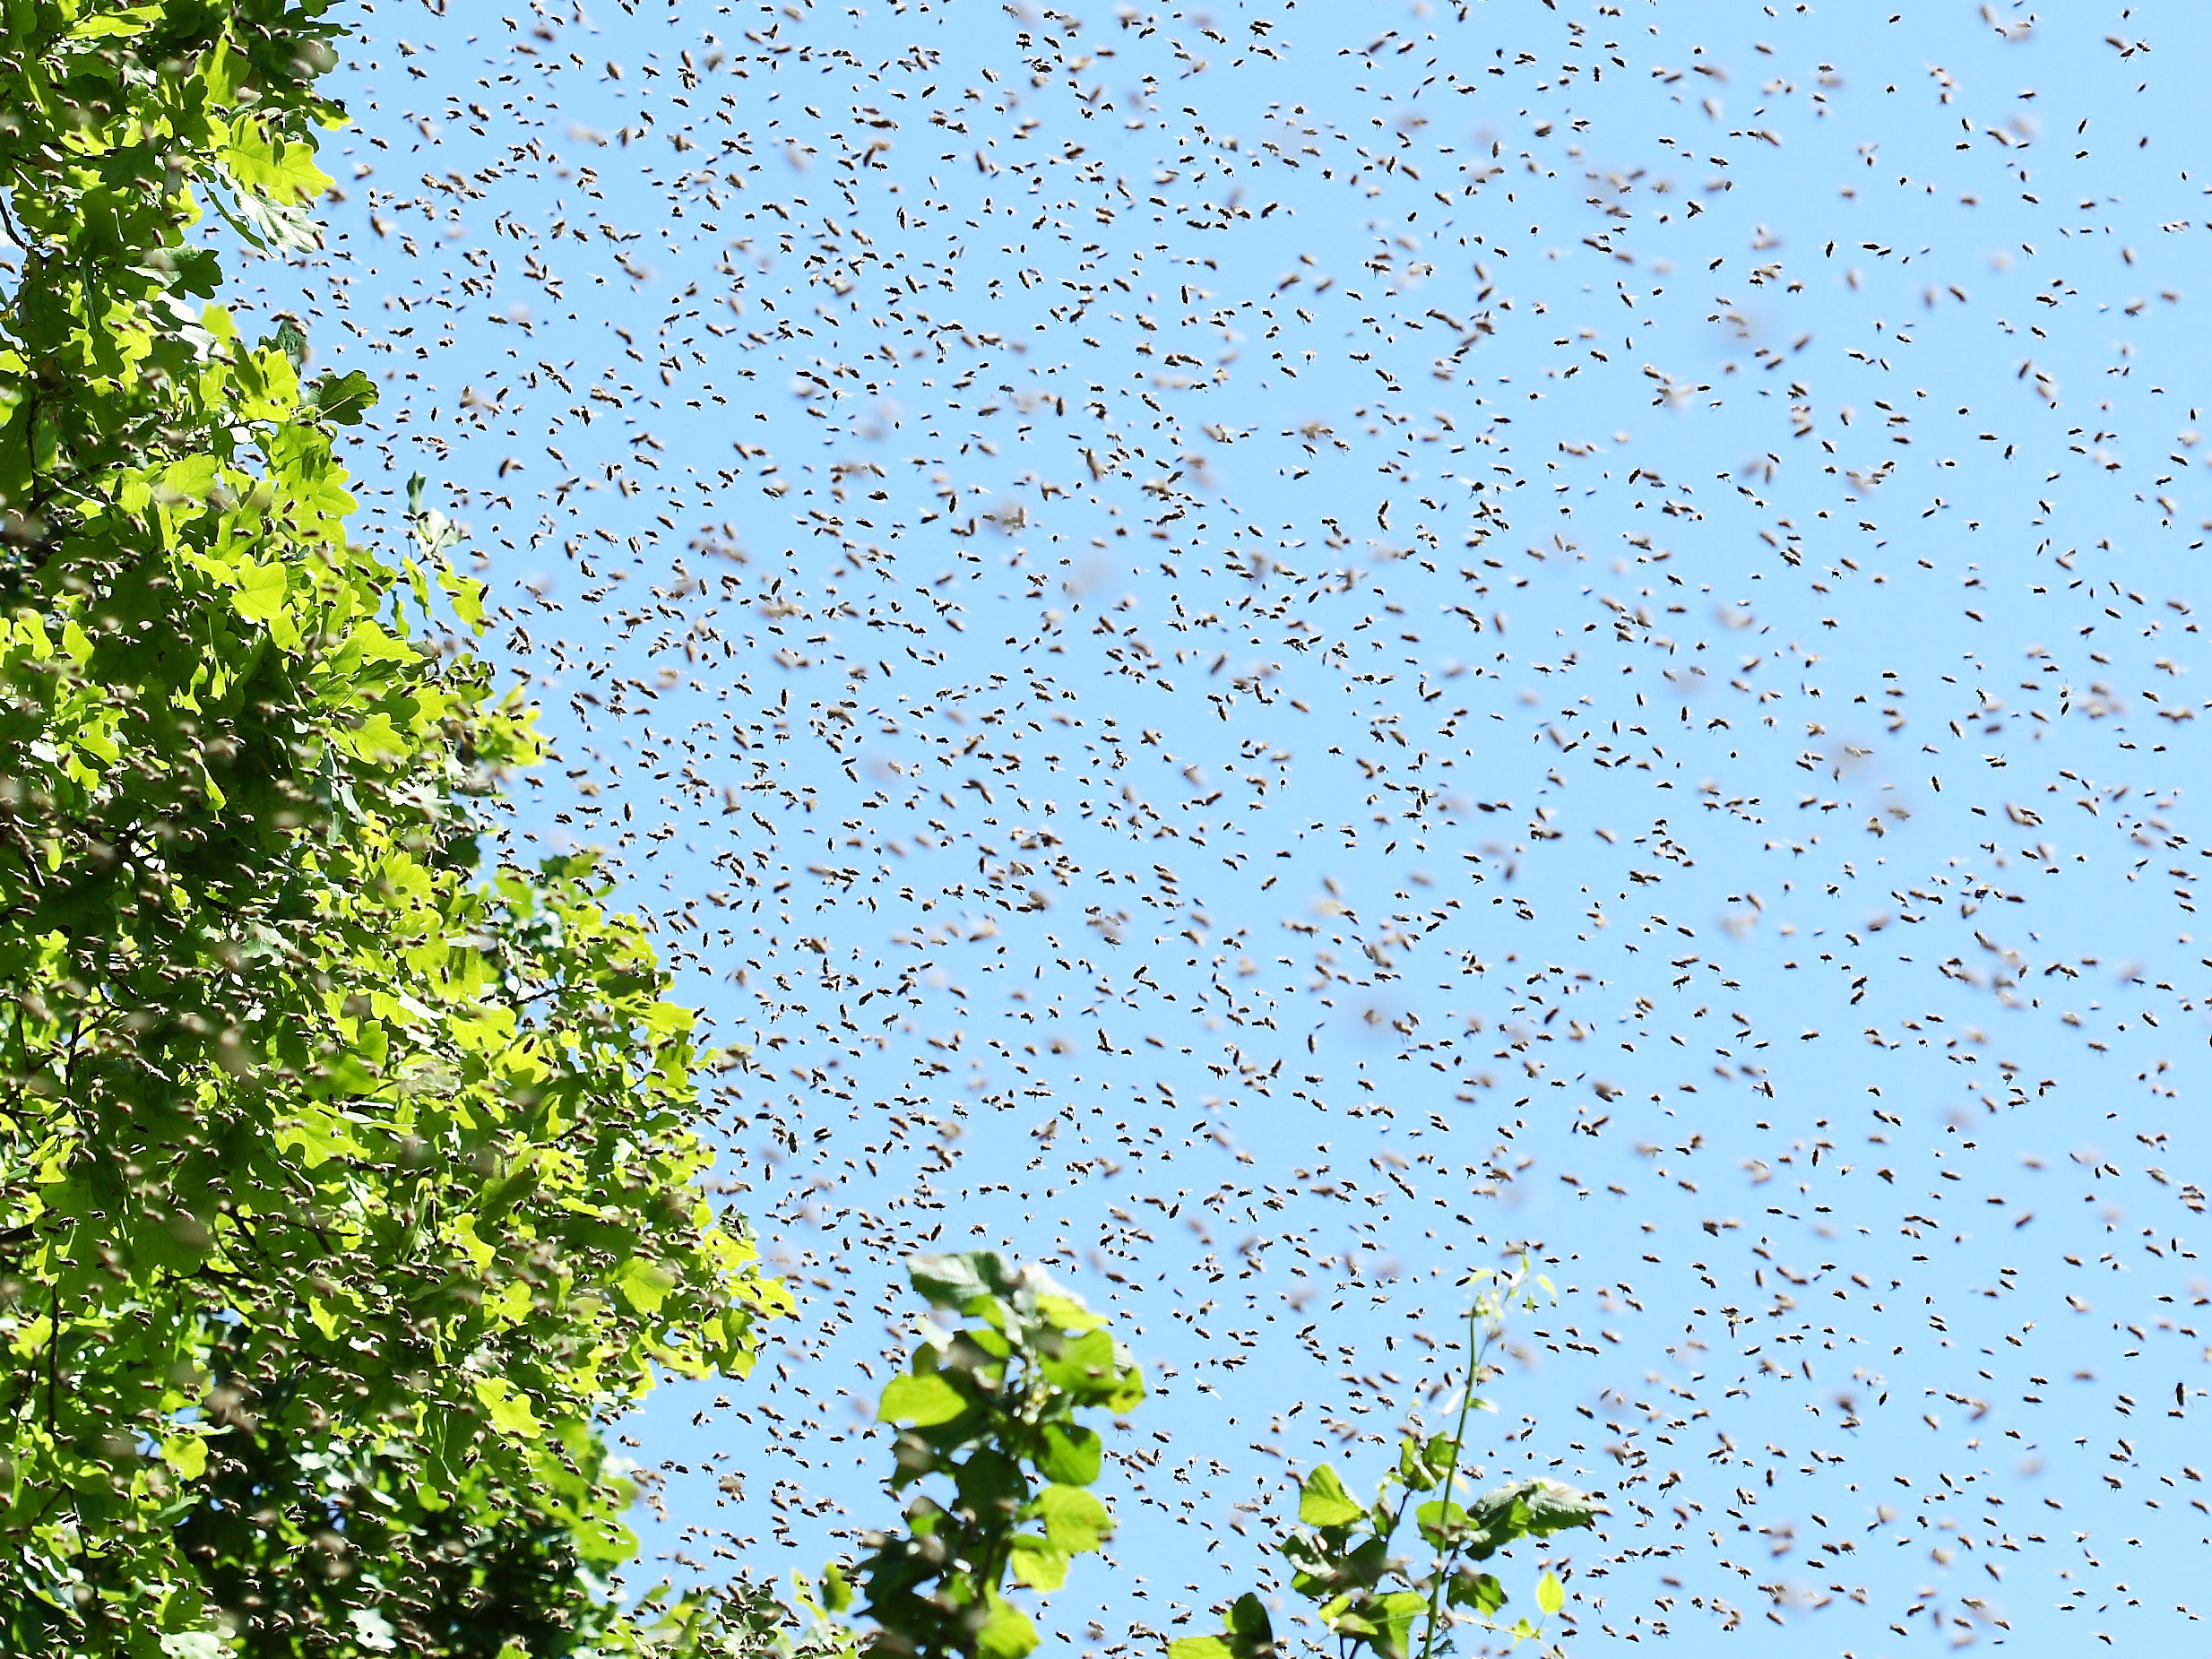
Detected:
[238,0,2208,1648]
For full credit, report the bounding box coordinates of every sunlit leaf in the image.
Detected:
[1007,1536,1069,1591]
[1035,1482,1112,1553]
[878,1371,970,1426]
[1297,1464,1369,1529]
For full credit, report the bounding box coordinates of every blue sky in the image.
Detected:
[244,0,2212,1650]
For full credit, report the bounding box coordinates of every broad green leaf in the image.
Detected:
[976,1596,1040,1659]
[1536,1572,1565,1616]
[1033,1289,1107,1333]
[225,124,333,203]
[1040,1326,1132,1404]
[1297,1464,1369,1529]
[1414,1499,1469,1549]
[314,367,379,425]
[1323,1599,1370,1636]
[164,454,218,497]
[909,1249,1012,1310]
[1035,1482,1112,1553]
[1516,1478,1600,1536]
[1040,1421,1103,1486]
[1225,1591,1276,1659]
[71,6,166,39]
[641,998,693,1038]
[472,1376,541,1439]
[1447,1570,1507,1617]
[1373,1590,1428,1659]
[1396,1436,1439,1493]
[1102,1358,1147,1413]
[1169,1640,1234,1659]
[341,711,408,761]
[230,561,289,623]
[1007,1535,1069,1591]
[1459,1478,1599,1560]
[161,1434,210,1480]
[877,1371,969,1426]
[616,1256,678,1315]
[955,1448,1030,1522]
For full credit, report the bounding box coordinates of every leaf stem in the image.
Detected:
[1417,1260,1520,1659]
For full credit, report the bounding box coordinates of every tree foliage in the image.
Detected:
[853,1252,1146,1659]
[817,1257,1592,1659]
[1175,1262,1596,1659]
[0,4,785,1651]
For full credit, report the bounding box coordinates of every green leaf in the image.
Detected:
[69,4,166,38]
[1370,1591,1428,1659]
[1297,1464,1369,1529]
[1225,1591,1275,1659]
[476,1159,542,1222]
[472,1376,541,1439]
[1516,1478,1600,1537]
[616,1256,678,1314]
[878,1371,969,1426]
[229,560,289,623]
[1030,1284,1107,1333]
[1326,1589,1427,1659]
[1169,1640,1234,1659]
[944,1326,1014,1388]
[1459,1478,1599,1560]
[164,453,219,498]
[955,1448,1030,1523]
[224,123,333,204]
[976,1595,1040,1659]
[909,1249,1014,1311]
[1447,1570,1507,1617]
[1007,1536,1069,1591]
[160,1434,210,1480]
[1035,1482,1112,1553]
[1396,1436,1439,1493]
[1102,1359,1147,1413]
[314,367,378,425]
[1536,1571,1565,1616]
[1040,1421,1103,1486]
[268,317,309,371]
[1414,1499,1469,1549]
[1040,1326,1108,1382]
[1041,1326,1136,1405]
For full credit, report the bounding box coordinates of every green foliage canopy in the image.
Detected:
[851,1252,1145,1659]
[1177,1262,1597,1659]
[0,3,787,1651]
